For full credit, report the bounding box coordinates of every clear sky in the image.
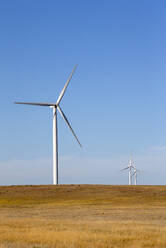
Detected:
[0,0,166,185]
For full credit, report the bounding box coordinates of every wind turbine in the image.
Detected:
[14,65,82,185]
[121,156,134,185]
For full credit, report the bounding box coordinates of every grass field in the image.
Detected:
[0,185,166,248]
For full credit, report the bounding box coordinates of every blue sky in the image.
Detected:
[0,0,166,185]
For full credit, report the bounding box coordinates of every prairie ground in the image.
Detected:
[0,185,166,248]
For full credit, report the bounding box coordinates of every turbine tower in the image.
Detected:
[14,65,82,185]
[121,156,134,185]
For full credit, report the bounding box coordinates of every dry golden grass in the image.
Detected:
[0,185,166,247]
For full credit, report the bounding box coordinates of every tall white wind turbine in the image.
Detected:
[14,65,82,185]
[121,156,134,185]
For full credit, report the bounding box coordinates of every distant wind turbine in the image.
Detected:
[121,156,134,185]
[14,65,82,185]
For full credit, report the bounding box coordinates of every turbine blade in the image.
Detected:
[121,166,129,171]
[57,106,82,147]
[56,65,77,105]
[14,102,56,107]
